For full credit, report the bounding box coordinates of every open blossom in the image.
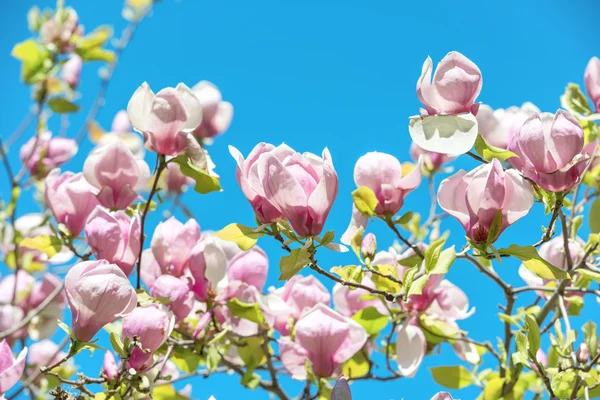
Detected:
[476,103,540,149]
[280,304,367,379]
[426,280,474,321]
[271,275,330,334]
[122,304,175,371]
[84,208,141,276]
[438,158,533,244]
[230,143,338,236]
[508,110,590,192]
[83,143,151,209]
[585,57,600,112]
[431,393,453,400]
[151,217,201,277]
[20,132,77,177]
[61,54,82,88]
[0,340,27,395]
[65,260,137,342]
[410,143,454,171]
[191,81,233,139]
[417,51,482,116]
[127,82,203,156]
[45,170,100,236]
[342,152,421,244]
[227,247,269,290]
[150,275,194,322]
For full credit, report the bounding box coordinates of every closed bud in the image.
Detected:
[360,233,377,260]
[578,342,590,363]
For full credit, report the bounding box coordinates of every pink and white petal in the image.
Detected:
[211,102,233,133]
[408,113,478,155]
[416,56,439,115]
[503,170,534,224]
[134,159,151,190]
[395,324,426,377]
[340,205,368,245]
[127,82,155,132]
[279,339,309,380]
[258,153,307,219]
[437,170,470,228]
[146,88,188,139]
[175,83,203,132]
[547,110,584,169]
[308,149,338,231]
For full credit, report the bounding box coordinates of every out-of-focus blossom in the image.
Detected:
[438,158,533,245]
[410,143,454,171]
[476,103,540,149]
[151,217,201,277]
[0,339,27,394]
[164,162,193,194]
[227,247,269,291]
[191,81,233,139]
[426,280,474,321]
[332,274,384,318]
[150,275,194,322]
[96,110,145,159]
[39,8,80,52]
[20,132,77,178]
[61,54,82,88]
[83,143,150,209]
[585,57,600,112]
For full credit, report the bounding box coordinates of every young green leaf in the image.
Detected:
[279,248,311,280]
[498,244,568,279]
[430,365,474,389]
[351,186,379,217]
[474,135,518,162]
[351,306,388,336]
[214,223,263,251]
[227,298,265,324]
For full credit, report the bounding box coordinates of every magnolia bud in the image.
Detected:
[360,233,377,260]
[577,342,590,363]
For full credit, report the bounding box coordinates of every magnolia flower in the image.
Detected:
[476,103,540,149]
[188,236,229,301]
[83,143,151,209]
[396,324,426,377]
[508,110,591,192]
[27,274,66,340]
[39,7,80,51]
[127,82,203,156]
[122,304,175,371]
[151,217,201,277]
[45,170,100,236]
[61,54,82,88]
[342,152,421,244]
[360,233,377,260]
[164,162,193,194]
[438,158,533,245]
[191,81,233,139]
[84,208,141,276]
[20,132,77,178]
[332,274,385,318]
[140,249,162,289]
[0,270,35,309]
[427,280,474,321]
[227,247,269,291]
[230,143,338,236]
[150,275,194,322]
[430,393,454,400]
[27,339,73,381]
[0,306,24,341]
[103,351,119,381]
[585,57,600,112]
[279,304,367,379]
[65,260,137,342]
[96,111,145,159]
[0,339,27,394]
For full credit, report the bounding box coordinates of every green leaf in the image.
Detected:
[551,370,578,399]
[590,199,600,234]
[572,215,584,239]
[48,97,80,114]
[57,320,76,341]
[237,337,267,368]
[513,332,530,367]
[350,226,364,258]
[172,154,221,194]
[214,223,262,251]
[561,83,592,116]
[342,349,369,378]
[483,377,505,400]
[407,275,429,297]
[424,238,444,274]
[371,264,401,294]
[279,248,311,280]
[77,47,116,63]
[583,321,598,358]
[474,135,518,162]
[19,235,62,258]
[351,306,388,336]
[525,315,541,353]
[402,266,418,296]
[430,365,474,389]
[419,315,462,344]
[498,244,568,279]
[486,210,504,246]
[171,348,201,373]
[152,385,189,400]
[428,246,456,275]
[352,186,379,217]
[11,39,51,84]
[330,265,364,284]
[240,369,261,389]
[226,298,265,324]
[396,211,414,225]
[109,332,126,358]
[206,346,221,371]
[318,231,334,247]
[76,26,113,50]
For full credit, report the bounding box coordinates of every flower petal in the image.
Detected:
[408,113,478,155]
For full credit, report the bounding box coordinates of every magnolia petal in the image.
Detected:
[127,82,155,132]
[408,113,478,155]
[396,324,426,377]
[175,83,203,132]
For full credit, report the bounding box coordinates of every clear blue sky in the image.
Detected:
[1,0,600,399]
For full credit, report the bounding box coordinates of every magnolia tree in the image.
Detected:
[2,2,600,400]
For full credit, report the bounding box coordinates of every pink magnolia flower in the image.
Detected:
[122,304,174,371]
[360,233,377,260]
[279,304,367,379]
[28,274,66,339]
[151,217,201,277]
[476,103,540,149]
[438,158,533,245]
[0,270,35,309]
[332,274,384,318]
[341,152,422,244]
[193,312,212,339]
[164,162,193,194]
[431,393,453,400]
[578,342,590,363]
[150,275,194,322]
[331,377,352,400]
[426,280,474,321]
[127,82,203,156]
[230,143,338,236]
[103,351,119,381]
[112,110,132,133]
[83,143,151,209]
[40,8,80,51]
[532,349,548,371]
[61,54,82,88]
[0,306,24,342]
[0,340,27,394]
[188,236,229,301]
[508,110,590,192]
[140,249,162,289]
[585,57,600,112]
[191,81,233,139]
[65,260,137,342]
[410,143,454,171]
[417,51,482,116]
[20,132,77,178]
[45,170,100,236]
[27,339,72,381]
[396,324,426,377]
[271,275,330,334]
[403,274,444,313]
[227,247,269,291]
[96,111,145,159]
[84,208,141,276]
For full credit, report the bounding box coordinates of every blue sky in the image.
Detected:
[1,0,600,399]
